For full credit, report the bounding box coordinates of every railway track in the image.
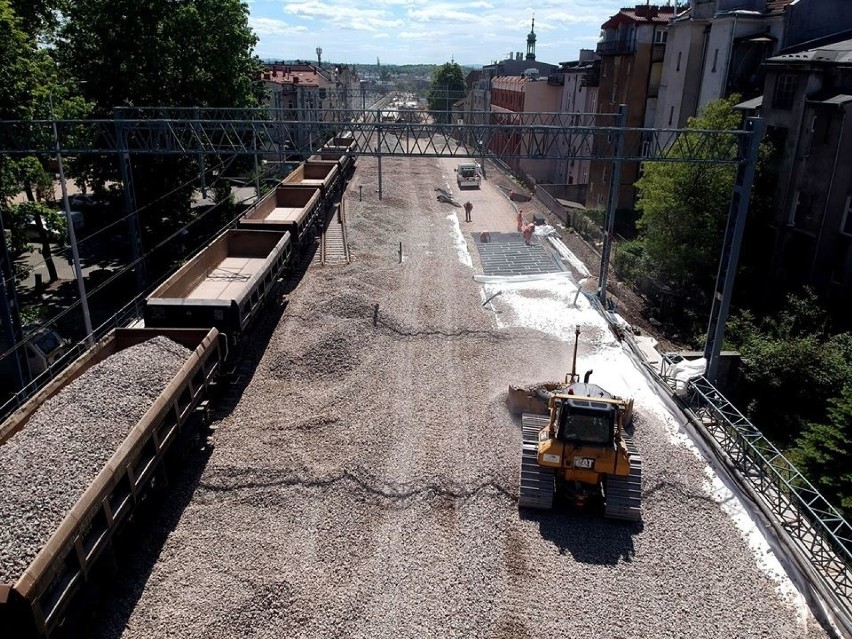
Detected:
[321,199,350,266]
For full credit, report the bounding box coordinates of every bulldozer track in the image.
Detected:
[518,415,555,510]
[518,415,642,519]
[604,436,643,521]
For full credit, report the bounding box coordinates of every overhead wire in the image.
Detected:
[1,158,285,362]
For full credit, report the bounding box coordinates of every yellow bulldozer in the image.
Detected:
[509,328,642,521]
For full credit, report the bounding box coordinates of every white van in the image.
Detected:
[456,163,481,189]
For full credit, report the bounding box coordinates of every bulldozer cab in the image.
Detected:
[554,398,615,446]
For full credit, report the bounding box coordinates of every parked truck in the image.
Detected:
[144,229,292,339]
[238,185,322,245]
[0,327,227,639]
[455,162,481,189]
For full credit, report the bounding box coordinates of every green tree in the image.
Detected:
[0,0,71,281]
[426,62,465,123]
[726,289,852,445]
[793,388,852,517]
[633,96,743,299]
[7,0,66,35]
[56,0,262,258]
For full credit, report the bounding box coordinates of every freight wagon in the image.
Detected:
[322,135,357,153]
[0,328,227,639]
[308,151,355,179]
[238,185,322,245]
[0,126,357,639]
[143,229,291,338]
[281,160,340,198]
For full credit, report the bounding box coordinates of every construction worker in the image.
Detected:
[516,209,524,232]
[464,200,473,222]
[523,222,535,245]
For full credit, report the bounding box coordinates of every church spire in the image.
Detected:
[526,16,536,61]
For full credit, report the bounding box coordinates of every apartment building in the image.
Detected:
[490,73,562,181]
[741,38,852,310]
[553,50,600,189]
[655,0,791,131]
[588,4,675,211]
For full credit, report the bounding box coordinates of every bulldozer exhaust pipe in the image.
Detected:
[569,325,581,383]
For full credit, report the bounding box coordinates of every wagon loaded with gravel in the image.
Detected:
[144,228,292,340]
[0,328,228,638]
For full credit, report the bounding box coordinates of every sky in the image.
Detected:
[247,0,646,67]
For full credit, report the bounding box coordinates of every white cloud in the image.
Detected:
[250,16,309,35]
[407,6,482,24]
[284,1,404,31]
[252,0,631,64]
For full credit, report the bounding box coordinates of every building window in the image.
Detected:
[711,48,719,72]
[788,191,800,226]
[655,30,667,45]
[842,196,852,236]
[773,74,797,109]
[789,191,815,228]
[668,105,674,126]
[676,51,682,72]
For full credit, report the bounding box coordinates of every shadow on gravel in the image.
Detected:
[77,436,215,639]
[73,275,294,638]
[522,509,643,565]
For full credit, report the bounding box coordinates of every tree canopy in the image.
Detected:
[58,0,260,113]
[54,0,263,256]
[426,62,466,123]
[726,289,852,516]
[632,96,742,294]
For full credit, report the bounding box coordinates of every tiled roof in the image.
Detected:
[602,5,676,28]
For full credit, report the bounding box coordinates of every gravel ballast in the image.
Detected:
[0,336,192,584]
[91,155,830,638]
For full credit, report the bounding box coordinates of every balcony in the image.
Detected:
[596,39,636,56]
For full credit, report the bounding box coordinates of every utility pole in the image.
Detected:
[703,117,766,383]
[51,93,93,343]
[598,105,627,306]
